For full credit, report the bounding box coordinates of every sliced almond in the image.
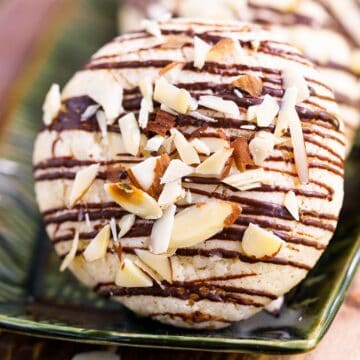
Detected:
[284,190,300,221]
[139,76,154,112]
[199,95,240,118]
[147,110,176,136]
[141,19,162,39]
[115,258,153,287]
[118,112,140,156]
[195,148,233,177]
[43,83,61,126]
[249,132,276,166]
[282,66,310,103]
[232,74,263,97]
[118,214,136,239]
[135,249,172,283]
[190,138,211,155]
[222,168,268,191]
[109,217,117,242]
[248,95,279,127]
[265,296,284,316]
[242,223,283,259]
[96,110,108,144]
[188,111,216,123]
[231,137,254,172]
[83,224,110,262]
[145,135,165,152]
[81,104,100,121]
[160,159,194,184]
[159,62,183,82]
[158,180,185,207]
[154,77,193,114]
[194,36,212,69]
[150,204,176,254]
[275,86,298,137]
[68,164,99,208]
[169,201,241,249]
[206,38,238,63]
[200,137,230,153]
[104,182,162,219]
[60,230,79,272]
[85,213,92,230]
[133,257,164,288]
[138,98,151,129]
[185,190,192,204]
[170,128,200,165]
[128,154,170,197]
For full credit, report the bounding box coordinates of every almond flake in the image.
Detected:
[150,204,176,254]
[160,159,194,184]
[118,214,136,239]
[109,217,117,242]
[135,249,172,283]
[231,137,254,172]
[159,62,183,82]
[133,257,164,288]
[154,77,193,114]
[87,72,123,123]
[185,190,192,204]
[190,138,211,155]
[141,19,162,39]
[138,98,151,129]
[200,137,230,153]
[128,154,170,197]
[68,164,99,208]
[139,76,154,112]
[199,95,240,118]
[160,103,178,115]
[60,231,79,272]
[195,148,233,177]
[247,95,279,127]
[145,135,165,152]
[96,110,108,144]
[265,296,284,316]
[284,190,300,221]
[249,132,276,166]
[104,182,162,219]
[222,168,268,191]
[115,258,153,287]
[194,36,212,69]
[234,89,243,98]
[188,111,217,123]
[169,201,241,249]
[232,74,263,97]
[242,223,283,259]
[81,104,100,121]
[147,110,176,136]
[282,66,310,103]
[170,128,200,165]
[158,180,185,207]
[43,83,61,125]
[275,86,298,137]
[85,213,92,230]
[118,112,140,156]
[83,224,110,262]
[206,38,239,63]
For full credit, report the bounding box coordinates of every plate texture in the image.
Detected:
[0,0,359,354]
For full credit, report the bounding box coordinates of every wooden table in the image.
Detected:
[0,1,359,359]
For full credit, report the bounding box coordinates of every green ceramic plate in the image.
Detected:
[0,0,359,354]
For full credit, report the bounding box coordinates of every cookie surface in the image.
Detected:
[33,19,345,329]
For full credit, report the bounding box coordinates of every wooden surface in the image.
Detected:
[0,1,358,359]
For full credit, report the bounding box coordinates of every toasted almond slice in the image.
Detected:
[169,201,241,249]
[248,95,279,127]
[83,224,110,262]
[190,138,211,155]
[68,164,99,208]
[199,95,240,118]
[158,180,185,207]
[242,223,283,259]
[275,86,298,137]
[232,75,263,97]
[194,36,212,69]
[115,258,153,287]
[161,159,194,184]
[133,257,164,288]
[60,231,79,272]
[170,128,200,165]
[109,217,117,242]
[283,66,310,103]
[222,168,268,190]
[118,214,136,239]
[195,148,233,177]
[154,77,193,114]
[159,62,183,82]
[139,76,154,112]
[104,182,162,219]
[150,204,176,254]
[135,249,172,282]
[85,213,92,230]
[200,137,230,153]
[249,132,276,166]
[188,111,217,123]
[145,135,165,152]
[138,98,151,129]
[265,296,284,316]
[147,110,176,136]
[87,73,123,123]
[231,137,254,172]
[141,19,162,39]
[206,38,238,63]
[284,190,300,221]
[96,110,108,144]
[43,83,61,125]
[118,112,140,156]
[81,104,100,121]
